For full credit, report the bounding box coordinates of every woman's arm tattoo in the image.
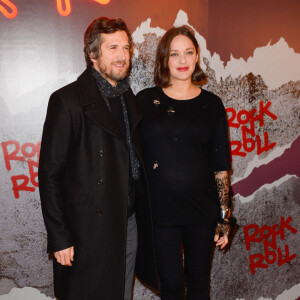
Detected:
[214,171,230,208]
[214,171,232,237]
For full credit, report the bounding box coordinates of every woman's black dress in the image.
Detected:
[137,87,231,227]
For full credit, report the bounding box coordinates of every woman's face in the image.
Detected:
[167,35,197,85]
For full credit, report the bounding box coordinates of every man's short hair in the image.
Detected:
[84,16,132,66]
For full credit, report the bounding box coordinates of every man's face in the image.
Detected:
[91,30,130,86]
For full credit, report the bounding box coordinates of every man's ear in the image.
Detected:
[89,52,96,63]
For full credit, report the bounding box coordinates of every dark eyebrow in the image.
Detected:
[108,43,130,47]
[170,47,195,51]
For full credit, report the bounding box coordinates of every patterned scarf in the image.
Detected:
[91,67,140,180]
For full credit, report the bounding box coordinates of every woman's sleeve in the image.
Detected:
[211,106,231,172]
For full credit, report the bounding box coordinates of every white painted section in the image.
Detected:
[0,287,54,300]
[236,174,298,203]
[220,38,300,90]
[2,71,79,115]
[132,18,166,44]
[276,282,300,299]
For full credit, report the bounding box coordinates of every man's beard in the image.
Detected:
[98,60,129,83]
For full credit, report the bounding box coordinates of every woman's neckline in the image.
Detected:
[160,87,203,102]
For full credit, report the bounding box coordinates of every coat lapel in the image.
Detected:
[124,88,144,158]
[77,68,125,142]
[124,88,143,138]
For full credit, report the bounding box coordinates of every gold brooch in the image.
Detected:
[167,107,175,116]
[153,99,160,106]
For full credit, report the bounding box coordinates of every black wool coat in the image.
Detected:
[38,68,158,300]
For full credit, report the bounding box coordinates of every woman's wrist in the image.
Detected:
[220,207,231,219]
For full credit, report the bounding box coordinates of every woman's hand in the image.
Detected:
[214,222,230,249]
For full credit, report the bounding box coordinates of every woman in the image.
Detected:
[137,26,233,299]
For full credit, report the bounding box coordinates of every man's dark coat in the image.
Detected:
[38,68,158,300]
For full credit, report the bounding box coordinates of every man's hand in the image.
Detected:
[54,246,74,266]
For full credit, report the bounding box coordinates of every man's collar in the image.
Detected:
[77,67,102,107]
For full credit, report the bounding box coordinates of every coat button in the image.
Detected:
[96,209,102,216]
[174,137,178,142]
[98,149,104,157]
[97,178,103,185]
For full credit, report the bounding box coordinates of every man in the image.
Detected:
[38,17,157,300]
